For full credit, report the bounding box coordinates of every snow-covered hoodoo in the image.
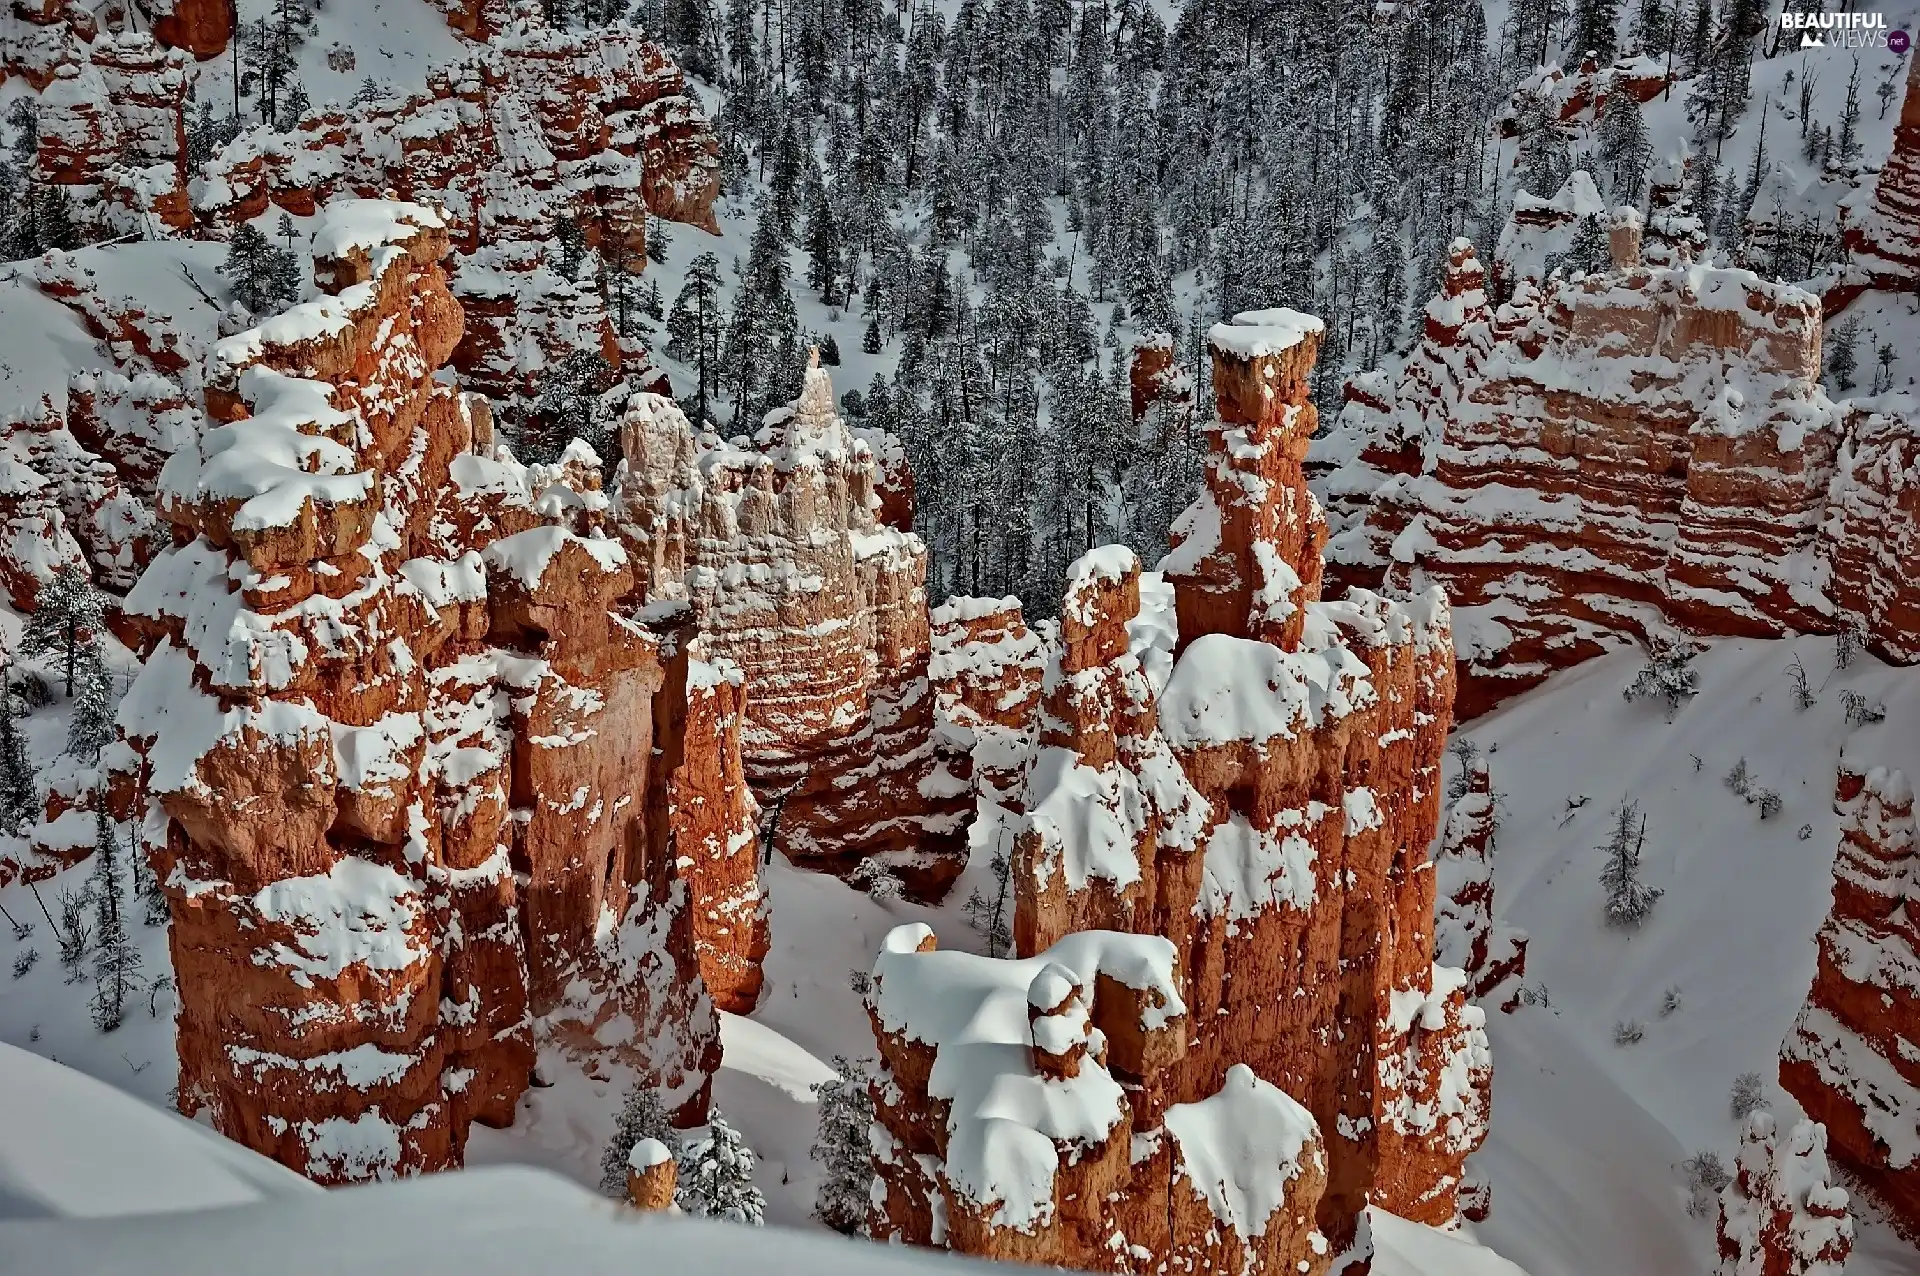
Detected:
[114,199,736,1183]
[865,312,1489,1273]
[1434,754,1527,1015]
[614,358,972,896]
[1780,741,1920,1235]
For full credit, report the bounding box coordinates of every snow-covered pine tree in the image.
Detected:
[89,805,141,1032]
[804,186,843,304]
[676,1106,767,1224]
[1631,0,1672,55]
[810,1055,874,1234]
[138,837,169,927]
[526,351,612,467]
[21,564,106,696]
[66,657,115,765]
[1824,319,1858,393]
[1599,800,1663,927]
[56,884,90,981]
[0,666,36,835]
[1623,643,1698,720]
[220,223,300,317]
[1725,757,1752,796]
[1836,54,1864,167]
[89,800,121,935]
[1599,94,1654,207]
[1730,1070,1767,1119]
[598,1082,675,1198]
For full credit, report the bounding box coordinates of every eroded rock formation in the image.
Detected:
[1716,1112,1854,1276]
[868,312,1487,1274]
[1780,750,1920,1230]
[614,360,971,895]
[1434,755,1527,1013]
[869,921,1333,1273]
[192,25,714,414]
[113,199,729,1183]
[1319,205,1920,717]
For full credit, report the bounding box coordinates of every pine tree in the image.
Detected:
[1599,801,1662,927]
[1836,56,1863,167]
[20,565,106,697]
[1599,95,1653,206]
[862,315,883,354]
[527,351,613,467]
[805,189,843,304]
[0,666,36,835]
[91,873,142,1034]
[1623,643,1698,719]
[598,1082,674,1198]
[1572,0,1621,62]
[677,1106,767,1224]
[221,224,300,316]
[90,800,121,937]
[665,252,725,425]
[810,1056,875,1235]
[66,656,115,765]
[138,835,169,927]
[1631,0,1670,54]
[56,884,90,980]
[1824,318,1858,393]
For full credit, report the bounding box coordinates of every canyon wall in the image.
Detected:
[614,361,971,896]
[111,198,734,1182]
[868,312,1488,1275]
[1320,60,1920,718]
[1319,217,1910,718]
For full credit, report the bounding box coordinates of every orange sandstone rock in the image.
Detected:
[615,357,970,896]
[116,198,723,1183]
[1780,754,1920,1231]
[868,313,1487,1275]
[1434,756,1528,1013]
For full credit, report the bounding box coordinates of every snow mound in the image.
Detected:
[0,1043,316,1221]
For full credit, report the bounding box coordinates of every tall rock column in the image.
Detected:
[116,198,722,1183]
[1434,756,1528,1013]
[1780,751,1920,1228]
[615,357,970,896]
[869,312,1488,1273]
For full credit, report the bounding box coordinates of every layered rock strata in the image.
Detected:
[1433,756,1527,1013]
[1780,750,1920,1230]
[114,199,727,1183]
[614,359,971,895]
[1321,209,1894,717]
[1715,1113,1854,1276]
[868,312,1488,1274]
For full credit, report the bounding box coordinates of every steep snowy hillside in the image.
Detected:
[1455,635,1920,1275]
